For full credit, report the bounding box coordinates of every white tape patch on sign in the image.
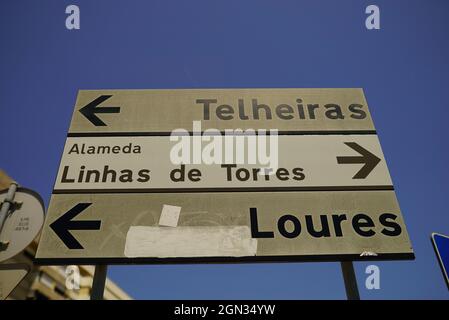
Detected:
[124,226,258,258]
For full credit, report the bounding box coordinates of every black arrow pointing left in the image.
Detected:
[50,203,101,249]
[79,95,120,126]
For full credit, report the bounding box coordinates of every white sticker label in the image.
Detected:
[158,205,181,227]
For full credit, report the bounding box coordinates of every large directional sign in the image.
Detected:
[35,89,414,264]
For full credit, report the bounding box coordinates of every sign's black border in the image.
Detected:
[34,252,415,266]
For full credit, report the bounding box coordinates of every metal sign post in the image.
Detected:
[0,182,19,249]
[340,261,360,300]
[90,265,108,300]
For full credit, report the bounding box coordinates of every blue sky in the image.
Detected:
[1,0,448,299]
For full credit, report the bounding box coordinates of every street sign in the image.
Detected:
[0,263,30,300]
[0,188,45,262]
[35,88,414,264]
[431,233,449,289]
[67,88,375,134]
[37,191,411,263]
[53,135,390,192]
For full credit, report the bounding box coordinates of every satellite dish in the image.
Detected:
[0,187,45,263]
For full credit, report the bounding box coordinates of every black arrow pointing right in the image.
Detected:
[79,95,120,126]
[337,142,381,179]
[50,203,101,249]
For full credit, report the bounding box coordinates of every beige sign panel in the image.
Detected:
[69,88,374,134]
[35,191,413,263]
[53,135,391,192]
[0,264,30,300]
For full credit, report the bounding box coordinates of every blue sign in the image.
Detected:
[431,233,449,290]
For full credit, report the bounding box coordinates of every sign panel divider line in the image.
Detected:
[33,252,415,266]
[52,185,394,194]
[67,130,377,138]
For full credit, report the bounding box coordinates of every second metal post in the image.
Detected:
[340,261,360,300]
